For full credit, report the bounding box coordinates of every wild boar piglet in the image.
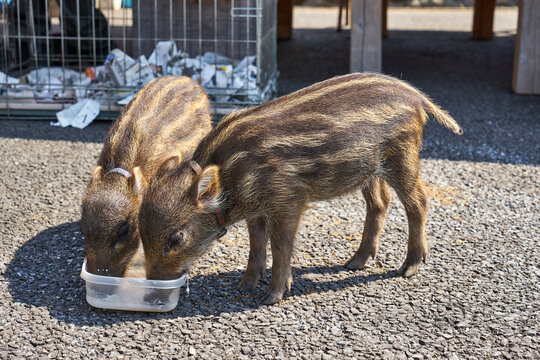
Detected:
[138,72,462,304]
[81,76,212,277]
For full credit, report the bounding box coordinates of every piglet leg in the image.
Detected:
[238,216,269,292]
[395,178,428,277]
[385,149,428,277]
[346,178,391,269]
[261,213,301,305]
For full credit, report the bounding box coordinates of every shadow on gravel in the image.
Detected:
[0,119,111,143]
[5,222,397,327]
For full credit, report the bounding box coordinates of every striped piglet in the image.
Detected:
[137,73,462,304]
[81,76,212,277]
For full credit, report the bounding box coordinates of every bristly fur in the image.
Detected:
[138,72,462,304]
[81,76,212,277]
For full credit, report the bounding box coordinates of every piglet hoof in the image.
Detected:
[237,267,265,292]
[397,251,427,277]
[260,276,292,305]
[237,275,259,292]
[344,255,369,270]
[396,261,421,277]
[260,290,284,305]
[345,247,376,270]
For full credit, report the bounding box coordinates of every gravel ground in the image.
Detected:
[1,7,539,360]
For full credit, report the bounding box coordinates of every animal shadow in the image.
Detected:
[4,222,396,326]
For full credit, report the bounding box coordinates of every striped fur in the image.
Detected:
[81,76,212,277]
[138,73,462,303]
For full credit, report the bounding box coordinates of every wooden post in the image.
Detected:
[382,0,388,38]
[277,0,293,40]
[350,0,382,73]
[337,0,347,32]
[513,0,540,94]
[471,0,496,40]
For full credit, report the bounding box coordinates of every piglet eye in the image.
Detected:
[164,230,185,255]
[116,221,130,244]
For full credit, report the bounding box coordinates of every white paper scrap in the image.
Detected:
[117,94,135,105]
[109,49,137,71]
[215,65,232,88]
[199,64,216,86]
[181,58,201,69]
[26,67,81,85]
[125,63,155,87]
[201,52,237,66]
[234,56,256,74]
[0,71,20,85]
[148,41,178,67]
[6,85,34,98]
[56,99,101,129]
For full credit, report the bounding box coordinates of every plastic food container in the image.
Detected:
[80,258,187,312]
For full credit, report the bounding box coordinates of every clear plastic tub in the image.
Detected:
[80,258,187,312]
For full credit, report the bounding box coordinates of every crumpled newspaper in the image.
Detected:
[2,40,260,127]
[26,67,92,101]
[1,70,32,99]
[109,41,259,103]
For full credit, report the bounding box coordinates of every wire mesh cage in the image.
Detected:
[0,0,278,119]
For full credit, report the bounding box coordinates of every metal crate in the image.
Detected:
[0,0,277,119]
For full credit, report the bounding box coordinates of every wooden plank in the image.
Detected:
[350,0,382,73]
[0,99,124,112]
[471,0,496,40]
[513,0,540,94]
[277,0,293,40]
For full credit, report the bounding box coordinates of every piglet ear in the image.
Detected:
[91,166,103,183]
[195,165,222,210]
[160,155,182,173]
[129,167,146,195]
